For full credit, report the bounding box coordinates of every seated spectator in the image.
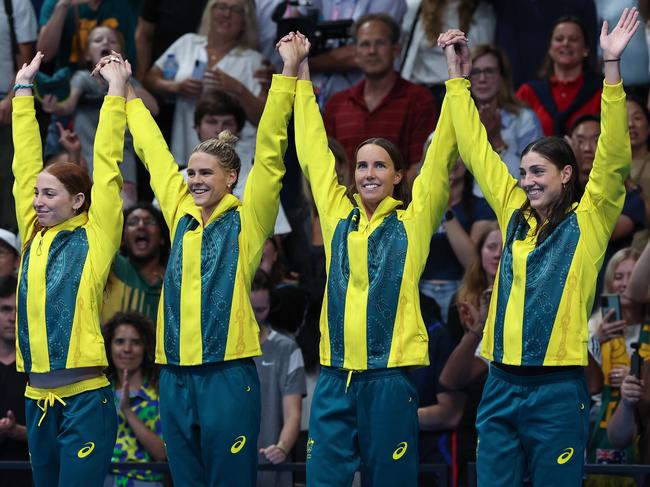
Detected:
[0,229,20,278]
[251,270,306,487]
[324,13,437,181]
[37,0,138,68]
[409,292,465,487]
[103,312,166,487]
[401,0,495,105]
[40,25,159,207]
[516,16,602,136]
[144,0,266,165]
[102,204,169,324]
[419,158,496,323]
[627,96,650,249]
[0,275,31,487]
[468,44,543,181]
[308,0,406,106]
[569,115,646,285]
[440,223,500,486]
[587,248,646,476]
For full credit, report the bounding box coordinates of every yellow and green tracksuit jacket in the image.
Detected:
[445,77,630,366]
[293,80,457,370]
[13,95,126,374]
[126,75,293,366]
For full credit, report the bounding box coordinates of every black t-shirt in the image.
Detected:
[0,360,30,487]
[140,0,210,61]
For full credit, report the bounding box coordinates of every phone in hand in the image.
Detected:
[631,342,644,379]
[601,293,622,323]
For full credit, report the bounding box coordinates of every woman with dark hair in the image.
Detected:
[12,52,128,486]
[290,28,458,485]
[103,312,165,487]
[627,96,650,248]
[516,16,602,136]
[440,7,639,485]
[102,203,170,324]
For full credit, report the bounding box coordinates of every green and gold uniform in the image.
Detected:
[294,80,457,486]
[126,74,294,487]
[13,95,126,486]
[445,77,630,486]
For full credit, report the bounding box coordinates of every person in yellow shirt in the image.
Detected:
[439,8,640,486]
[96,37,306,487]
[12,52,128,486]
[286,29,458,485]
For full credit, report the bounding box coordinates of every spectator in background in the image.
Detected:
[490,0,599,89]
[517,16,602,136]
[0,275,31,487]
[37,0,138,69]
[627,96,650,249]
[400,0,495,106]
[102,204,169,325]
[144,0,265,165]
[0,0,37,232]
[103,312,166,487]
[251,270,306,487]
[324,13,437,182]
[307,0,406,106]
[587,248,646,476]
[0,229,20,278]
[40,25,159,207]
[419,158,495,323]
[468,44,543,182]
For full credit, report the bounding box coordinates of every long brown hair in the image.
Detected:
[350,138,411,208]
[457,221,500,308]
[471,44,526,114]
[422,0,480,44]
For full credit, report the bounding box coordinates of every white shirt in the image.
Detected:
[0,0,38,94]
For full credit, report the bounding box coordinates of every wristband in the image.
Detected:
[14,83,34,91]
[603,58,621,63]
[275,441,289,456]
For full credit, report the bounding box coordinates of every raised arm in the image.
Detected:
[440,30,524,225]
[87,54,129,254]
[293,36,353,223]
[12,53,45,241]
[582,9,639,222]
[404,96,457,236]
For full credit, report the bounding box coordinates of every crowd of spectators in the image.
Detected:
[3,1,650,486]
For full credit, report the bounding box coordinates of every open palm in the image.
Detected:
[600,7,640,59]
[15,52,44,85]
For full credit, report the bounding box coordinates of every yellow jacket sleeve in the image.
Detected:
[580,81,630,235]
[445,77,525,227]
[294,80,354,232]
[240,74,293,263]
[126,98,191,232]
[404,95,457,236]
[11,96,41,243]
[87,96,126,261]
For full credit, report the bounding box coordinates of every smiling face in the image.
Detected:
[186,151,237,215]
[548,21,588,71]
[481,229,502,282]
[519,151,572,219]
[110,323,144,374]
[628,100,650,152]
[123,208,164,261]
[33,171,84,227]
[354,143,402,212]
[470,53,502,104]
[86,26,121,65]
[210,0,245,43]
